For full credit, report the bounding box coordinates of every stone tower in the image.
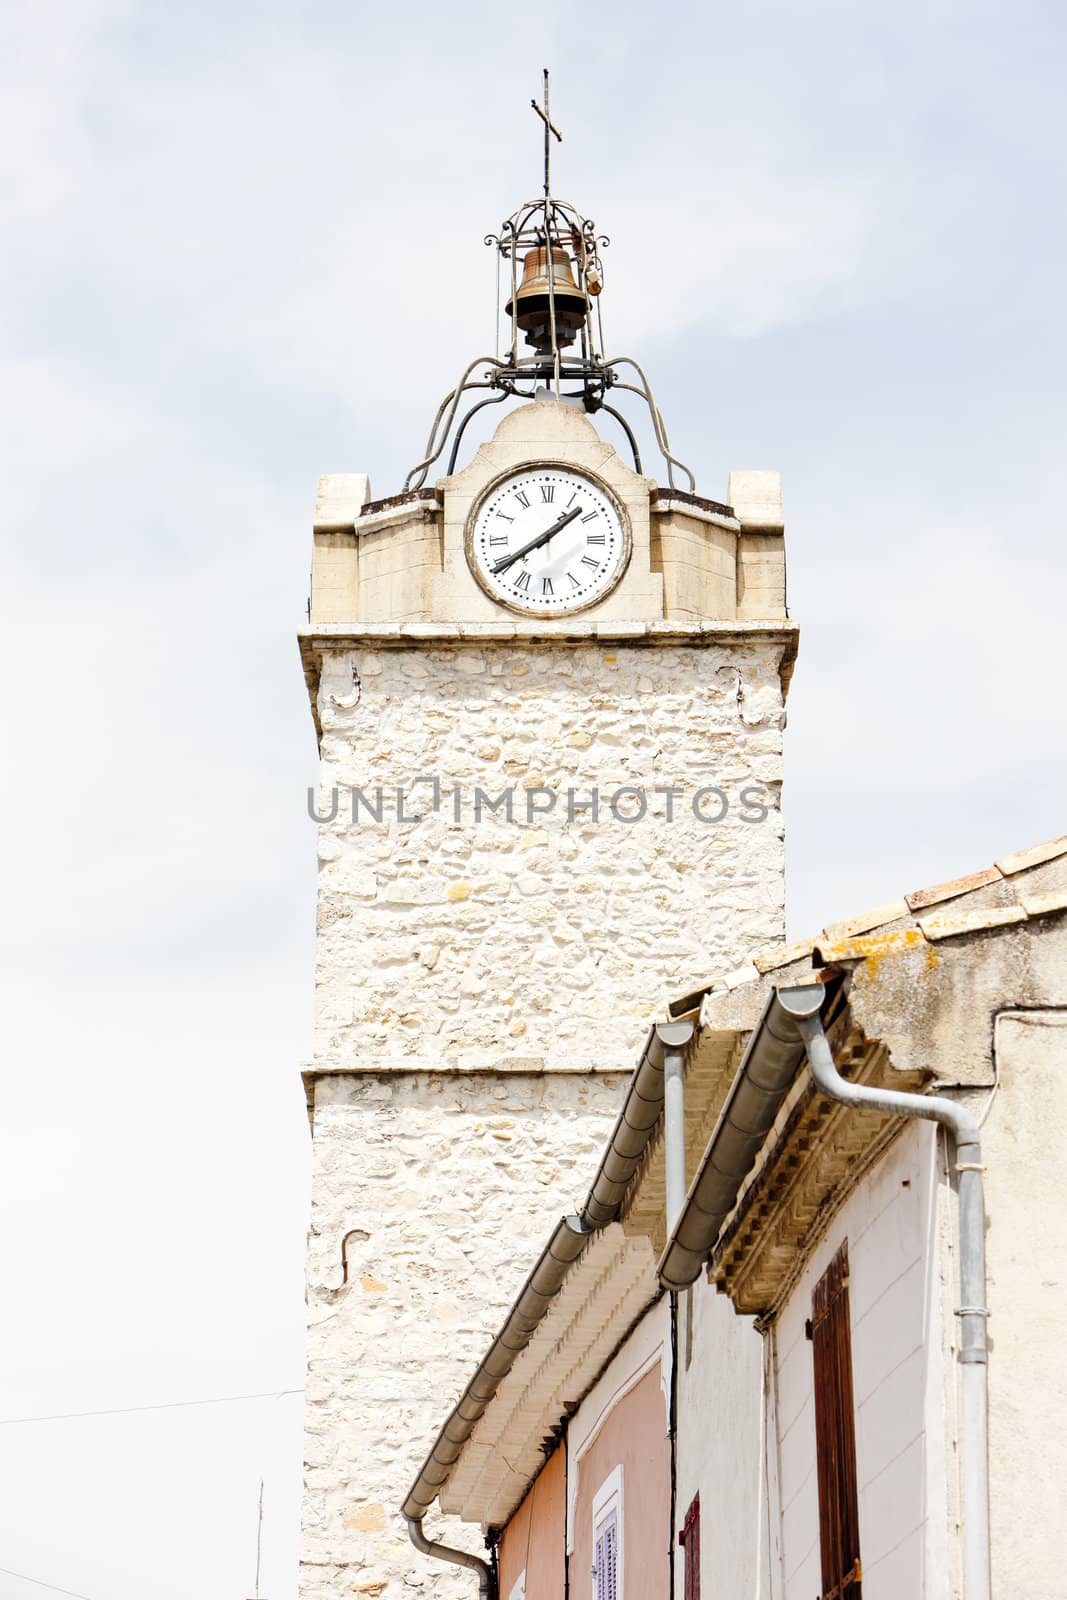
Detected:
[297,133,797,1599]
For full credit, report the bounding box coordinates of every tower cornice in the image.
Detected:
[298,618,800,743]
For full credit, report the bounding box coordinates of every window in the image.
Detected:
[593,1511,618,1600]
[591,1466,623,1600]
[678,1493,700,1600]
[809,1240,863,1599]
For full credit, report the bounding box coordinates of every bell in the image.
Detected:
[505,246,588,353]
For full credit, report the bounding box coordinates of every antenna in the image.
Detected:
[254,1477,264,1599]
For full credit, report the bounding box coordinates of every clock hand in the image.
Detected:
[491,505,582,575]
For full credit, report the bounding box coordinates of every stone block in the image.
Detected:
[315,473,371,530]
[726,470,783,532]
[651,508,737,621]
[736,533,786,619]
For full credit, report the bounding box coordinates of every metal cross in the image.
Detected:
[531,68,562,201]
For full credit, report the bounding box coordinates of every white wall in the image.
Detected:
[985,1009,1067,1599]
[772,1121,945,1599]
[675,1273,770,1598]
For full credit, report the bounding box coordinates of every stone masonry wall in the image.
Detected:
[301,633,789,1598]
[312,637,788,1067]
[301,1068,627,1599]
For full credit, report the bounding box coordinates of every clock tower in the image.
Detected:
[298,79,796,1600]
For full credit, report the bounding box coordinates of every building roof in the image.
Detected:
[408,834,1067,1530]
[668,833,1067,1017]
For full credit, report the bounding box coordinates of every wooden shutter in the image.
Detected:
[810,1241,862,1599]
[594,1510,618,1600]
[678,1493,701,1600]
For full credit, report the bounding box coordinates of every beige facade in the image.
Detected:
[298,400,796,1598]
[496,1446,566,1600]
[304,405,787,634]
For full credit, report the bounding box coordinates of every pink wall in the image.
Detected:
[498,1443,566,1600]
[571,1363,670,1599]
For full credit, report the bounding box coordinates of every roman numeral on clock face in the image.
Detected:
[489,535,507,546]
[514,490,531,509]
[514,570,531,591]
[540,485,554,503]
[542,577,553,595]
[587,533,606,544]
[580,554,599,570]
[581,510,599,523]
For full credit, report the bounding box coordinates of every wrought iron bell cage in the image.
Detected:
[403,74,695,495]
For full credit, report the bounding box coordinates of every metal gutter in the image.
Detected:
[402,1213,592,1523]
[402,1019,693,1580]
[657,988,815,1290]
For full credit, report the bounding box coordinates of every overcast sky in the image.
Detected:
[1,1,1064,1597]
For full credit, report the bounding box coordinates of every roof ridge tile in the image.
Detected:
[917,904,1027,942]
[995,836,1067,876]
[905,866,1003,912]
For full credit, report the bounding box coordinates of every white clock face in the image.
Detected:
[466,465,630,616]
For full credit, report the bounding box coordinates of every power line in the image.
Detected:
[0,1563,95,1600]
[0,1388,302,1426]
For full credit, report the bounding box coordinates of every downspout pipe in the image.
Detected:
[662,1024,692,1231]
[778,986,992,1600]
[406,1514,493,1599]
[584,1019,694,1227]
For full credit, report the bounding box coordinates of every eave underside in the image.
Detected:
[439,1224,659,1529]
